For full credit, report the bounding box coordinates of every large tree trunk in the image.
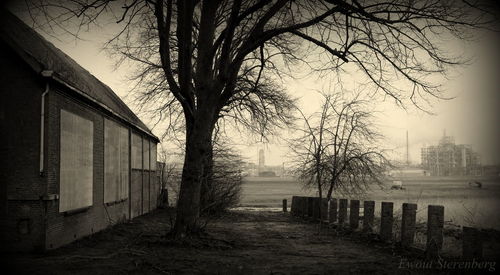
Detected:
[172,106,215,237]
[199,142,214,215]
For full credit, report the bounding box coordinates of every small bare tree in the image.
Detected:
[290,92,391,202]
[163,135,244,220]
[158,163,179,209]
[200,136,243,217]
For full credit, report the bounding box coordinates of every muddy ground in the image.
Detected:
[3,209,493,274]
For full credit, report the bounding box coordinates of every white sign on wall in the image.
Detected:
[104,119,129,203]
[59,109,93,212]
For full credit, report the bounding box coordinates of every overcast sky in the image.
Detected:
[16,8,500,166]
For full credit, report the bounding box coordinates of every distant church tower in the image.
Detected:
[258,149,265,169]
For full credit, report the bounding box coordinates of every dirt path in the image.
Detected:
[5,209,418,274]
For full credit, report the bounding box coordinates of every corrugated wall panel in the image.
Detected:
[150,169,159,210]
[142,171,150,213]
[130,171,142,218]
[131,133,142,169]
[119,127,129,200]
[150,143,157,171]
[143,139,150,170]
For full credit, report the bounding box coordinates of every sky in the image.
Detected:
[234,31,500,166]
[10,4,500,166]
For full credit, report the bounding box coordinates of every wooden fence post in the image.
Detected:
[462,226,483,260]
[350,200,360,229]
[329,198,337,224]
[426,205,444,259]
[312,197,321,221]
[307,197,314,218]
[380,202,394,242]
[321,198,328,221]
[338,199,348,226]
[363,201,375,233]
[301,197,308,218]
[401,203,417,247]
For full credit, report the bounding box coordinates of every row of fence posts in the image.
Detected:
[284,197,484,260]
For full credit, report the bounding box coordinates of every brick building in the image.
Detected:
[0,11,160,251]
[421,133,482,176]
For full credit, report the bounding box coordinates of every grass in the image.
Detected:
[240,176,500,259]
[239,176,500,230]
[4,209,410,274]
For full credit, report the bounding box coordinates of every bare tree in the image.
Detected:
[290,92,391,201]
[15,0,496,237]
[157,146,182,208]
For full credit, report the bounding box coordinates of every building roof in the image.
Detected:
[0,10,158,142]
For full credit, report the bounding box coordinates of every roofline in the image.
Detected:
[41,70,160,142]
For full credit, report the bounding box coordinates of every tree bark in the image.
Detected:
[172,105,216,237]
[326,181,334,201]
[199,139,214,215]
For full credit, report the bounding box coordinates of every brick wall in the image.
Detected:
[1,41,160,251]
[44,89,133,249]
[0,42,47,251]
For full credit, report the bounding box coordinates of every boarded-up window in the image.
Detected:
[131,133,142,169]
[143,139,150,170]
[59,110,93,212]
[104,119,129,203]
[150,142,157,171]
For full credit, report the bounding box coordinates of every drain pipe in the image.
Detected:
[40,70,53,176]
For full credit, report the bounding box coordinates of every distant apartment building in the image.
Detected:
[421,134,482,176]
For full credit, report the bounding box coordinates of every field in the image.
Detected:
[239,176,500,230]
